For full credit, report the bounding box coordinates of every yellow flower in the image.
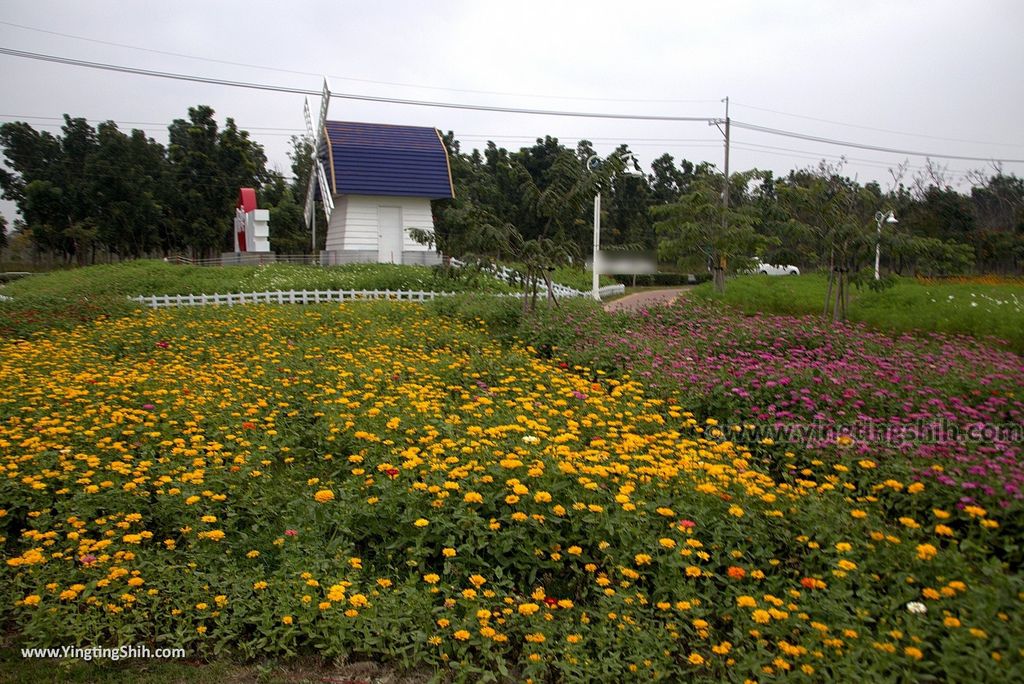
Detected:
[453,629,471,641]
[469,574,486,588]
[282,615,293,625]
[837,560,857,571]
[905,646,923,660]
[688,653,705,665]
[659,538,676,549]
[518,603,540,616]
[944,616,961,628]
[464,492,483,504]
[916,544,938,561]
[935,524,954,537]
[635,553,652,566]
[752,609,772,624]
[850,510,867,519]
[423,574,440,584]
[442,547,456,558]
[414,518,429,527]
[252,581,268,590]
[313,490,334,504]
[835,542,852,553]
[348,594,368,608]
[685,566,702,577]
[737,596,757,608]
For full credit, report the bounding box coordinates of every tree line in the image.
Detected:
[433,133,1024,282]
[2,109,1022,282]
[0,107,313,262]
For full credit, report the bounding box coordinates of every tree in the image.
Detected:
[0,213,7,253]
[167,106,268,257]
[654,172,772,293]
[85,123,168,258]
[648,153,694,204]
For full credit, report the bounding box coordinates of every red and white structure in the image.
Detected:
[233,188,270,253]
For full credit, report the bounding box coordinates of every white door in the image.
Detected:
[377,206,403,264]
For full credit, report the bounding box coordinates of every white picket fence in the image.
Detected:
[448,259,623,299]
[129,289,456,309]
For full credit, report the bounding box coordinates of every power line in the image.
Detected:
[731,100,1024,148]
[3,46,1024,164]
[0,47,715,123]
[730,120,1024,163]
[0,20,718,105]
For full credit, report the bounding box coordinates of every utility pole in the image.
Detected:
[722,96,730,222]
[709,97,731,292]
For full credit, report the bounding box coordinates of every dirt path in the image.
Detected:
[603,287,692,313]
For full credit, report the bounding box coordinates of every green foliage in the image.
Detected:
[0,261,515,301]
[0,109,274,262]
[691,274,1024,352]
[654,172,776,292]
[611,272,709,286]
[426,293,525,338]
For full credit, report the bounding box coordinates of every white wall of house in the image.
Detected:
[324,194,436,261]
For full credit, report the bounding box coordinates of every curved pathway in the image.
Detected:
[602,287,692,313]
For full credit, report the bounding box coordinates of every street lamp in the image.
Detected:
[874,210,898,280]
[587,152,644,301]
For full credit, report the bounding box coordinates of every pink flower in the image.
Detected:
[284,529,298,537]
[679,519,696,529]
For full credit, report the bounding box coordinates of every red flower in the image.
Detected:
[726,566,746,580]
[800,577,818,589]
[679,519,696,529]
[385,468,400,479]
[155,340,169,349]
[544,597,558,607]
[242,421,256,430]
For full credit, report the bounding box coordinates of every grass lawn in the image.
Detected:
[691,274,1024,352]
[0,260,516,298]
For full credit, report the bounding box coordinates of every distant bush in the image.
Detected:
[610,272,710,286]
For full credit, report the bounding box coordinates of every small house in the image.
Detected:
[319,121,454,265]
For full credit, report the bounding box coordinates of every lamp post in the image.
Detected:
[874,210,898,280]
[587,152,644,301]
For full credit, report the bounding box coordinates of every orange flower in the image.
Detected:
[727,566,746,580]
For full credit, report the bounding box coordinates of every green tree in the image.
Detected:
[654,172,771,292]
[166,106,268,257]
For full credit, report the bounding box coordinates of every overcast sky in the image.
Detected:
[2,0,1023,224]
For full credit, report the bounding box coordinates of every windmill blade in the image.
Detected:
[315,159,334,219]
[302,78,333,234]
[303,172,317,229]
[316,78,331,131]
[303,98,314,139]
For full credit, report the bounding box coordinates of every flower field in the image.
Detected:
[2,302,1023,681]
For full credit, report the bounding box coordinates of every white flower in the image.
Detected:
[522,435,540,445]
[906,601,927,614]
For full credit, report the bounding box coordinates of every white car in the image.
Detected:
[749,258,800,276]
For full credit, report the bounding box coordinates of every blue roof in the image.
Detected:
[323,121,454,199]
